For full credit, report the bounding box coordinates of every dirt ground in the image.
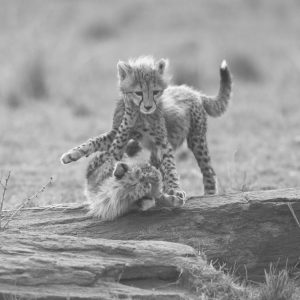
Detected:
[1,0,300,209]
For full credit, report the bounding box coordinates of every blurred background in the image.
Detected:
[1,0,300,209]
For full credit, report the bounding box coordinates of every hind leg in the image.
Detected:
[188,130,218,195]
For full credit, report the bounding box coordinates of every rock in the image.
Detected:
[0,231,241,299]
[1,187,300,298]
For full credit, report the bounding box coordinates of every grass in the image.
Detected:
[1,0,300,208]
[0,171,10,230]
[257,265,296,300]
[178,261,298,300]
[0,173,53,230]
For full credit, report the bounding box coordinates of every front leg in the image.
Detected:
[61,99,126,164]
[109,105,138,160]
[159,141,186,204]
[61,130,117,164]
[150,122,186,205]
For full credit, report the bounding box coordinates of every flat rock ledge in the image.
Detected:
[1,187,300,298]
[0,231,243,299]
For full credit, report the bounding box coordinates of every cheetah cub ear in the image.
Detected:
[117,61,132,81]
[113,162,130,179]
[156,58,169,75]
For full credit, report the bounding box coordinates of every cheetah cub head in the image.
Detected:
[113,161,162,187]
[117,56,170,114]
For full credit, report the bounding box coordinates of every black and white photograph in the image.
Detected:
[0,0,300,299]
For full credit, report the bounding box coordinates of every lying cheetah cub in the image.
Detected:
[62,56,232,196]
[86,150,164,221]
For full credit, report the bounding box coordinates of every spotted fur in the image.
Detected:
[85,150,174,221]
[61,56,232,196]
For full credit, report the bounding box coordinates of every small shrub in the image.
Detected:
[224,147,258,193]
[72,103,93,117]
[6,91,22,109]
[230,54,262,83]
[21,55,48,100]
[83,21,117,41]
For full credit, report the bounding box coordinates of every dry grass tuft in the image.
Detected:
[1,176,53,230]
[0,171,11,230]
[182,261,248,300]
[183,261,298,300]
[217,148,258,194]
[257,265,296,300]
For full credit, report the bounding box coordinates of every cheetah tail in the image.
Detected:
[202,60,232,117]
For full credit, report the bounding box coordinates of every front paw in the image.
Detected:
[61,152,76,164]
[204,189,218,196]
[204,178,218,196]
[60,149,81,164]
[60,144,91,164]
[168,188,186,201]
[162,189,186,207]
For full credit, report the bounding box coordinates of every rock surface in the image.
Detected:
[0,231,241,299]
[1,188,300,298]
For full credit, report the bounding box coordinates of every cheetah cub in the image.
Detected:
[61,57,232,196]
[86,150,165,221]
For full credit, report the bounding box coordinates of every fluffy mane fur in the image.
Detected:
[85,150,162,221]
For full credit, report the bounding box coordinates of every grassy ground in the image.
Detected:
[1,0,300,209]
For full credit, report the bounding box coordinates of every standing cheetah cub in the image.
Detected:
[61,57,232,196]
[86,150,166,221]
